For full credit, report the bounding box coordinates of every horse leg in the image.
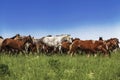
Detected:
[21,50,25,55]
[94,52,97,57]
[86,51,91,58]
[58,46,62,54]
[101,47,110,57]
[25,46,29,54]
[37,46,40,54]
[0,47,1,53]
[92,50,97,57]
[53,47,56,53]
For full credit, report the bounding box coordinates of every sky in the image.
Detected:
[0,0,120,40]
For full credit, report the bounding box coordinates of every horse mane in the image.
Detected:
[55,34,71,37]
[0,36,3,39]
[10,34,20,39]
[99,37,103,41]
[47,35,52,37]
[55,35,61,37]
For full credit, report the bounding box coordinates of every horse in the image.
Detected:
[0,36,4,52]
[41,34,72,53]
[69,39,109,57]
[60,38,80,54]
[105,38,119,54]
[28,38,44,54]
[1,35,33,55]
[61,41,71,54]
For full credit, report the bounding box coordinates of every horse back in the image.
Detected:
[2,38,24,48]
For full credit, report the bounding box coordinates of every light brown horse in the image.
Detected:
[0,36,4,52]
[28,41,44,54]
[2,35,33,55]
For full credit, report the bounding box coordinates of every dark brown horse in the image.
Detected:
[2,35,33,55]
[106,38,119,53]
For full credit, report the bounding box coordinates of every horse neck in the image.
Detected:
[62,36,71,42]
[14,37,20,40]
[0,38,3,40]
[10,36,16,39]
[22,38,29,45]
[107,41,113,47]
[0,38,3,42]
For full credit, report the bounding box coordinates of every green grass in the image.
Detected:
[0,51,120,80]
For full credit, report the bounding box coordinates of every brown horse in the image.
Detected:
[61,41,71,54]
[106,38,119,53]
[2,35,33,55]
[69,39,109,57]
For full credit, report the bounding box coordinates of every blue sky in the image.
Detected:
[0,0,120,39]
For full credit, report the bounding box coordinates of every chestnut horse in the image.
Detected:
[69,39,109,57]
[2,35,33,55]
[61,41,71,53]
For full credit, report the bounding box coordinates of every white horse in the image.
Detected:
[41,34,72,53]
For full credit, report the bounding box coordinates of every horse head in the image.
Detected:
[62,35,72,43]
[22,35,33,44]
[16,34,20,37]
[106,38,120,50]
[112,38,119,48]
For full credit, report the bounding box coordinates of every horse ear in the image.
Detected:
[16,34,20,36]
[28,35,31,37]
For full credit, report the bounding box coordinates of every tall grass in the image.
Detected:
[0,51,120,80]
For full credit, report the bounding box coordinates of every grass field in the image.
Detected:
[0,51,120,80]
